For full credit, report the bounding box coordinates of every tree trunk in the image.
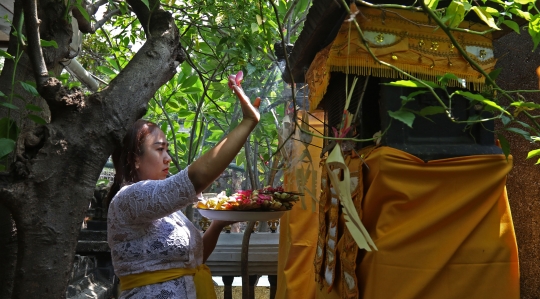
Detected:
[0,204,17,299]
[0,0,185,298]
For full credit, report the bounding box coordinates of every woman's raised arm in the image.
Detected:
[188,77,260,194]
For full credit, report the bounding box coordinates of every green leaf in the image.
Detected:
[182,87,202,94]
[68,81,81,89]
[438,73,460,87]
[235,150,246,167]
[246,63,257,75]
[497,134,510,160]
[218,37,229,46]
[19,81,40,97]
[27,114,47,125]
[0,138,15,159]
[419,106,446,116]
[97,66,116,77]
[515,0,535,4]
[454,90,508,114]
[505,127,531,141]
[167,100,180,110]
[383,80,439,89]
[118,0,129,14]
[515,120,532,130]
[405,90,428,99]
[0,117,18,140]
[140,0,150,9]
[0,49,13,60]
[74,2,90,23]
[526,149,540,159]
[105,57,120,71]
[161,122,169,135]
[177,110,194,118]
[24,104,42,112]
[181,76,198,88]
[510,8,531,21]
[251,23,259,33]
[0,91,5,97]
[484,7,499,16]
[528,15,540,51]
[446,0,465,28]
[1,102,19,110]
[40,39,58,48]
[501,115,511,127]
[488,68,502,81]
[424,0,439,10]
[56,73,70,85]
[388,110,416,128]
[471,6,500,30]
[502,20,521,34]
[510,101,540,109]
[211,90,224,100]
[400,96,415,106]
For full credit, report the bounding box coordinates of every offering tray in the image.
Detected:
[197,209,285,221]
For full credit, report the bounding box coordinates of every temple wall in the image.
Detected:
[494,28,540,299]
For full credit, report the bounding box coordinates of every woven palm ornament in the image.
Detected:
[306,5,496,111]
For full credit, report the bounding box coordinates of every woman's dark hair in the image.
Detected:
[105,119,160,207]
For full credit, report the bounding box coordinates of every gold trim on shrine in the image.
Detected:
[306,5,496,111]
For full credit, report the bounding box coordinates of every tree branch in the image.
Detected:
[23,0,65,104]
[94,9,121,32]
[74,6,121,34]
[88,0,109,16]
[22,0,57,97]
[127,0,163,38]
[282,0,301,27]
[290,16,307,35]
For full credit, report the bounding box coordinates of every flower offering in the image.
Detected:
[195,186,300,211]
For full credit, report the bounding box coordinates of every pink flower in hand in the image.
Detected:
[228,71,244,89]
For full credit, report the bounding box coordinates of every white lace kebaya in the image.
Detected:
[107,167,202,299]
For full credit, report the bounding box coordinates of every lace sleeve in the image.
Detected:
[110,166,198,224]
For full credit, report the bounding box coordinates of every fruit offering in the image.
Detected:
[195,186,301,211]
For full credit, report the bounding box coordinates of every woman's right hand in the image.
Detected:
[229,77,260,126]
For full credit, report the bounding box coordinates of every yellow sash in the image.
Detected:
[119,264,217,299]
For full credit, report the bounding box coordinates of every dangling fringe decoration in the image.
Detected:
[305,5,496,112]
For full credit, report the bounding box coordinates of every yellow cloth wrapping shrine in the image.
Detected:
[306,5,497,111]
[276,111,324,299]
[314,146,519,299]
[279,5,517,298]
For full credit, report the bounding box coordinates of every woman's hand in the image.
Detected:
[229,77,260,125]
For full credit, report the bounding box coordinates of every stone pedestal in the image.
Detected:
[206,232,279,276]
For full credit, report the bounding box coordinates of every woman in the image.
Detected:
[106,77,260,298]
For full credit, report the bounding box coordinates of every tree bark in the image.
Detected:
[0,0,185,298]
[0,203,17,299]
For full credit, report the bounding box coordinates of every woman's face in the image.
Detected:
[135,129,171,181]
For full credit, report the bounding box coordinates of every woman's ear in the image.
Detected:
[134,156,140,170]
